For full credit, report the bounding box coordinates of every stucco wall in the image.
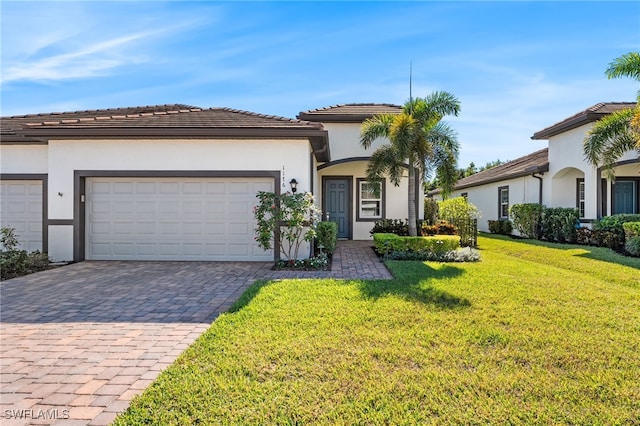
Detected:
[1,145,49,174]
[323,122,388,161]
[47,138,311,219]
[448,175,541,232]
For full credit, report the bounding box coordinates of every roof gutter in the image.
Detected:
[526,166,544,205]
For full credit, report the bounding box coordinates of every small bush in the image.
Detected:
[488,220,512,235]
[622,222,640,238]
[373,233,460,255]
[438,197,480,247]
[510,203,544,239]
[593,214,640,252]
[316,221,337,255]
[541,207,579,243]
[422,220,457,236]
[370,219,409,236]
[1,227,51,280]
[624,236,640,257]
[576,227,595,246]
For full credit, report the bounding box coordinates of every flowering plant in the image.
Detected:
[254,191,321,262]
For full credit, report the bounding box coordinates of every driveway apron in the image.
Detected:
[0,241,390,425]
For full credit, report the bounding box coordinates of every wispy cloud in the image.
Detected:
[1,2,213,84]
[2,32,154,83]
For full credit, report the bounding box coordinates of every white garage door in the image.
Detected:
[86,177,274,261]
[0,180,43,252]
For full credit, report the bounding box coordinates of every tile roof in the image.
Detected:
[1,104,329,161]
[297,103,402,122]
[531,102,636,139]
[429,148,549,195]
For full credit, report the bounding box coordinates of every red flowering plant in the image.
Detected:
[254,191,320,263]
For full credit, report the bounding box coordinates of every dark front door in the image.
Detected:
[325,178,350,239]
[613,180,638,214]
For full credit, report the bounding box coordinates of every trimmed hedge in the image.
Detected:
[373,233,460,255]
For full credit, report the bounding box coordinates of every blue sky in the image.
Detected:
[1,1,638,168]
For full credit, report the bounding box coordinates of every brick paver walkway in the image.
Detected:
[0,240,389,425]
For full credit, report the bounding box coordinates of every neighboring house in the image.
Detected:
[429,102,639,232]
[1,103,414,262]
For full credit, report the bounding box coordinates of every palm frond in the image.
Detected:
[360,114,395,149]
[584,108,637,178]
[606,52,640,81]
[366,145,405,186]
[389,113,416,161]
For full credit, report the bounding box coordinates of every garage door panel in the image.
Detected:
[159,182,179,194]
[86,177,273,260]
[1,180,43,252]
[205,182,226,194]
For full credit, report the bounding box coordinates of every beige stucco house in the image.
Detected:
[1,103,418,262]
[430,102,639,232]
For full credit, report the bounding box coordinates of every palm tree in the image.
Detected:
[584,52,640,178]
[360,91,461,236]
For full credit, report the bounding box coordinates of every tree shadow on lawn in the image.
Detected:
[357,262,471,309]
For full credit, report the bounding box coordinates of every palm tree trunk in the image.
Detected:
[407,165,417,236]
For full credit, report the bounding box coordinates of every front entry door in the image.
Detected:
[613,180,638,214]
[325,178,351,239]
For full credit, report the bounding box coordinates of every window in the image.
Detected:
[498,186,509,219]
[357,179,384,221]
[576,178,585,218]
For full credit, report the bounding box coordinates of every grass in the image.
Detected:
[114,235,640,425]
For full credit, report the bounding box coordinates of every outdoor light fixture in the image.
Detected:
[289,178,298,193]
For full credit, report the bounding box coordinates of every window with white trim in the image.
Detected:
[357,179,383,220]
[498,186,509,219]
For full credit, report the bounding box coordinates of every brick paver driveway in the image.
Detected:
[0,241,390,425]
[0,261,277,425]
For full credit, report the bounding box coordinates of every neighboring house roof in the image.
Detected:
[297,103,402,122]
[531,102,636,139]
[1,104,330,161]
[429,148,549,195]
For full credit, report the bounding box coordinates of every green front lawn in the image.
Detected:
[115,235,640,425]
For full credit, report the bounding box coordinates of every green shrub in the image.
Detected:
[1,227,50,280]
[488,219,512,235]
[624,236,640,257]
[422,220,457,236]
[370,219,409,236]
[423,198,439,226]
[541,207,579,243]
[593,214,640,252]
[316,221,337,255]
[510,203,544,239]
[372,233,460,255]
[622,222,640,238]
[438,197,480,247]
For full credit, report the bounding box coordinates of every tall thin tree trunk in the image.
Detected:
[408,165,417,236]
